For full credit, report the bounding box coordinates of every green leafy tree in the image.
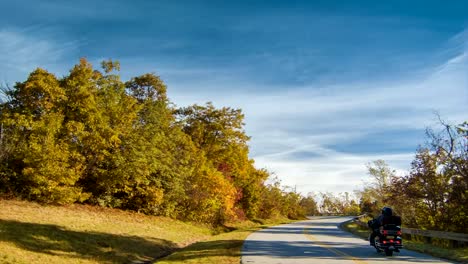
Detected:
[0,68,87,203]
[300,194,319,216]
[0,59,310,225]
[123,72,194,216]
[389,120,468,232]
[239,167,269,219]
[175,103,260,218]
[257,178,284,219]
[356,160,395,216]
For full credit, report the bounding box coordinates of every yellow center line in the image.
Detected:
[303,228,368,264]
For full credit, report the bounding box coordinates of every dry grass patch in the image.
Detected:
[0,199,212,264]
[0,199,299,264]
[156,217,295,264]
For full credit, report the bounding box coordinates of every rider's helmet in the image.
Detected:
[382,207,393,216]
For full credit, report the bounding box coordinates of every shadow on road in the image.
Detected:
[254,220,345,235]
[242,219,450,263]
[243,239,448,263]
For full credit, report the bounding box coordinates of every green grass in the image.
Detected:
[0,199,297,264]
[340,222,370,240]
[341,220,468,263]
[0,199,212,264]
[156,217,295,264]
[155,227,252,264]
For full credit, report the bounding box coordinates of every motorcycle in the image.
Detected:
[368,219,403,256]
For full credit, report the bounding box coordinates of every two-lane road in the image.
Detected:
[241,216,456,264]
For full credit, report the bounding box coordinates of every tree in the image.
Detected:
[357,160,395,216]
[0,58,309,225]
[388,120,468,232]
[175,103,260,218]
[300,194,319,216]
[175,102,249,169]
[238,167,269,219]
[318,192,359,216]
[256,176,304,219]
[181,153,237,225]
[114,72,192,215]
[0,68,87,203]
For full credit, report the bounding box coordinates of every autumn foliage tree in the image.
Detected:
[388,121,468,233]
[0,59,309,225]
[175,103,268,220]
[358,120,467,233]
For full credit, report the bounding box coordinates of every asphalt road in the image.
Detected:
[241,216,456,264]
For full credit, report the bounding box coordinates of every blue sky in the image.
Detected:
[1,0,467,195]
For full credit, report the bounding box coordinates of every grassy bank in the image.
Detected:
[0,199,294,264]
[0,199,213,263]
[155,218,293,264]
[341,220,468,263]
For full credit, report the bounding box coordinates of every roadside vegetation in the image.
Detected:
[0,59,313,227]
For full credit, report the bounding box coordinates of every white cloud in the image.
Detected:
[168,47,466,131]
[3,23,465,197]
[254,147,415,195]
[166,30,468,195]
[0,27,79,83]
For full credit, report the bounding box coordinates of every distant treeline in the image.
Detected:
[0,59,317,225]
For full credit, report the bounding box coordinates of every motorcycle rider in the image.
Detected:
[369,207,394,247]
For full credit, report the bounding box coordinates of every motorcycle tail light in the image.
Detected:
[396,241,401,244]
[383,241,387,244]
[397,231,402,235]
[382,230,388,235]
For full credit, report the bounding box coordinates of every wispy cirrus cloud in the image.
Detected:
[163,29,468,195]
[78,27,468,195]
[1,1,466,196]
[0,27,81,83]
